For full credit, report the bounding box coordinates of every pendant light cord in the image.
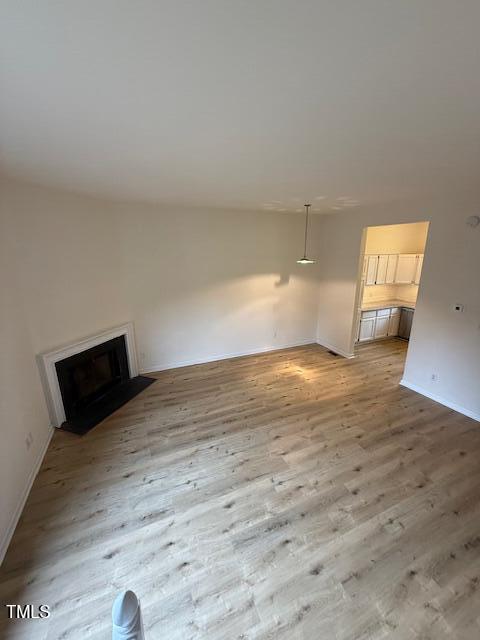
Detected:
[303,204,311,258]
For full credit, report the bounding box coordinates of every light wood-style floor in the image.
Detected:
[1,340,480,639]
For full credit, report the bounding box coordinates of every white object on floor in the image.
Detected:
[112,590,145,640]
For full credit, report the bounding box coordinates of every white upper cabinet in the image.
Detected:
[365,255,378,285]
[362,255,368,278]
[414,254,424,285]
[363,253,424,286]
[395,254,418,284]
[385,254,398,283]
[375,255,389,285]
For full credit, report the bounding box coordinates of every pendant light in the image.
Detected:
[297,203,316,264]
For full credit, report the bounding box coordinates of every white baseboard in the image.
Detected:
[0,426,54,565]
[140,338,316,374]
[400,379,480,423]
[316,341,356,359]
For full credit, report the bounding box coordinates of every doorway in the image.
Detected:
[351,221,430,370]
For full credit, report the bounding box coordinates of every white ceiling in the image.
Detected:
[1,1,480,212]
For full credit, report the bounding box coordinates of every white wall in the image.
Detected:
[315,203,480,420]
[0,176,320,560]
[0,200,53,562]
[115,201,319,371]
[4,178,320,368]
[365,221,429,255]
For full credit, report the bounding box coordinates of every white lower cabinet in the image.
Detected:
[374,315,389,338]
[357,307,408,342]
[358,317,376,341]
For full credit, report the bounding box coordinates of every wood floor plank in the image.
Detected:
[1,339,480,639]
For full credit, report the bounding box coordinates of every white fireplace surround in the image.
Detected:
[38,322,139,428]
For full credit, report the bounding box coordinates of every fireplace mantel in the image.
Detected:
[38,322,139,428]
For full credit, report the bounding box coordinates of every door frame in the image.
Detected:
[349,227,368,353]
[350,221,430,356]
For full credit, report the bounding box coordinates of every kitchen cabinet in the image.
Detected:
[395,254,418,284]
[364,253,423,286]
[385,254,398,283]
[414,254,424,285]
[365,256,378,285]
[375,255,389,285]
[358,317,376,341]
[374,315,389,338]
[357,306,413,342]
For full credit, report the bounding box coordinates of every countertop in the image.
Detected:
[361,299,416,312]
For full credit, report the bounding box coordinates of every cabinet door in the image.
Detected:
[365,255,378,285]
[358,318,375,341]
[388,313,400,336]
[362,255,368,278]
[376,255,388,284]
[386,254,398,283]
[376,308,391,317]
[395,254,417,284]
[414,254,424,285]
[374,315,389,338]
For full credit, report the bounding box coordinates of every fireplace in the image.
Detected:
[56,335,130,422]
[38,323,154,434]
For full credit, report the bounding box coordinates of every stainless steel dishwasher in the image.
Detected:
[398,307,414,340]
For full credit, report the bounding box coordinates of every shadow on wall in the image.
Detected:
[275,273,290,287]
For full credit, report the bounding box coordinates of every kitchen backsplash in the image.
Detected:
[363,283,418,304]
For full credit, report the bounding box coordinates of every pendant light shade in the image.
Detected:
[297,203,316,264]
[297,257,316,264]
